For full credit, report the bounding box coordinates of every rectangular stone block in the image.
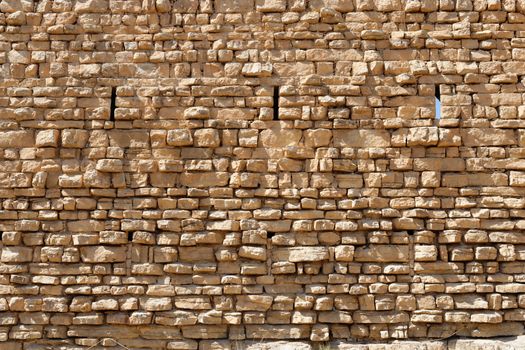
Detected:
[354,245,409,262]
[0,131,33,148]
[80,246,126,263]
[273,247,329,262]
[461,128,516,146]
[333,130,391,148]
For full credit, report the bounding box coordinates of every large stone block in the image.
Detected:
[260,128,302,148]
[333,130,391,147]
[273,247,329,262]
[354,245,409,262]
[461,128,516,146]
[74,0,109,13]
[80,246,126,263]
[1,247,32,262]
[180,172,229,188]
[236,295,273,311]
[0,131,33,148]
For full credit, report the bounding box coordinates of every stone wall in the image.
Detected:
[1,0,525,348]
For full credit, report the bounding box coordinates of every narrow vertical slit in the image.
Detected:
[109,87,117,122]
[434,85,441,123]
[128,232,133,242]
[273,86,279,121]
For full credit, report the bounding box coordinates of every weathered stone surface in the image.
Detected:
[80,246,126,263]
[61,129,88,148]
[236,295,273,311]
[461,128,516,146]
[74,0,109,13]
[274,247,330,262]
[3,1,525,346]
[242,63,273,77]
[260,128,302,148]
[167,129,193,146]
[354,245,409,262]
[1,247,32,262]
[333,130,391,148]
[215,0,254,12]
[0,131,33,148]
[180,172,229,187]
[353,311,409,324]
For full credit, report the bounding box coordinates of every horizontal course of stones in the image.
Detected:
[2,0,525,348]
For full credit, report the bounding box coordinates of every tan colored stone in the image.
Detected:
[461,128,516,146]
[80,246,126,263]
[333,130,391,148]
[260,127,302,148]
[354,245,409,262]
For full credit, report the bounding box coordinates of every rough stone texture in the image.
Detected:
[1,0,525,348]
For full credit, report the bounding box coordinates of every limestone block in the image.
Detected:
[141,297,172,311]
[333,130,391,147]
[96,159,123,172]
[414,245,437,261]
[108,130,149,148]
[215,0,254,12]
[8,50,30,64]
[180,326,227,339]
[61,129,88,148]
[83,168,111,188]
[155,0,171,11]
[80,246,126,263]
[58,174,83,188]
[74,0,109,13]
[236,295,273,311]
[475,247,497,260]
[470,323,524,338]
[274,247,329,262]
[211,86,252,97]
[407,127,439,146]
[180,172,229,188]
[167,340,198,350]
[239,246,267,261]
[454,295,488,309]
[438,128,462,146]
[461,128,516,146]
[1,247,32,262]
[260,128,302,148]
[318,311,353,323]
[8,16,30,30]
[510,171,525,186]
[0,0,33,12]
[194,129,220,147]
[179,247,215,262]
[0,131,34,148]
[184,107,209,119]
[92,298,119,311]
[242,62,273,76]
[167,129,193,146]
[35,130,59,147]
[334,245,355,261]
[304,129,332,147]
[353,311,409,324]
[471,311,503,323]
[174,297,212,310]
[245,325,309,339]
[354,245,409,262]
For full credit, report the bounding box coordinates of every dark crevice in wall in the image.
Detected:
[109,87,117,122]
[435,85,441,123]
[273,86,279,121]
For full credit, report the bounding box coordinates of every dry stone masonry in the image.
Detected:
[2,0,525,348]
